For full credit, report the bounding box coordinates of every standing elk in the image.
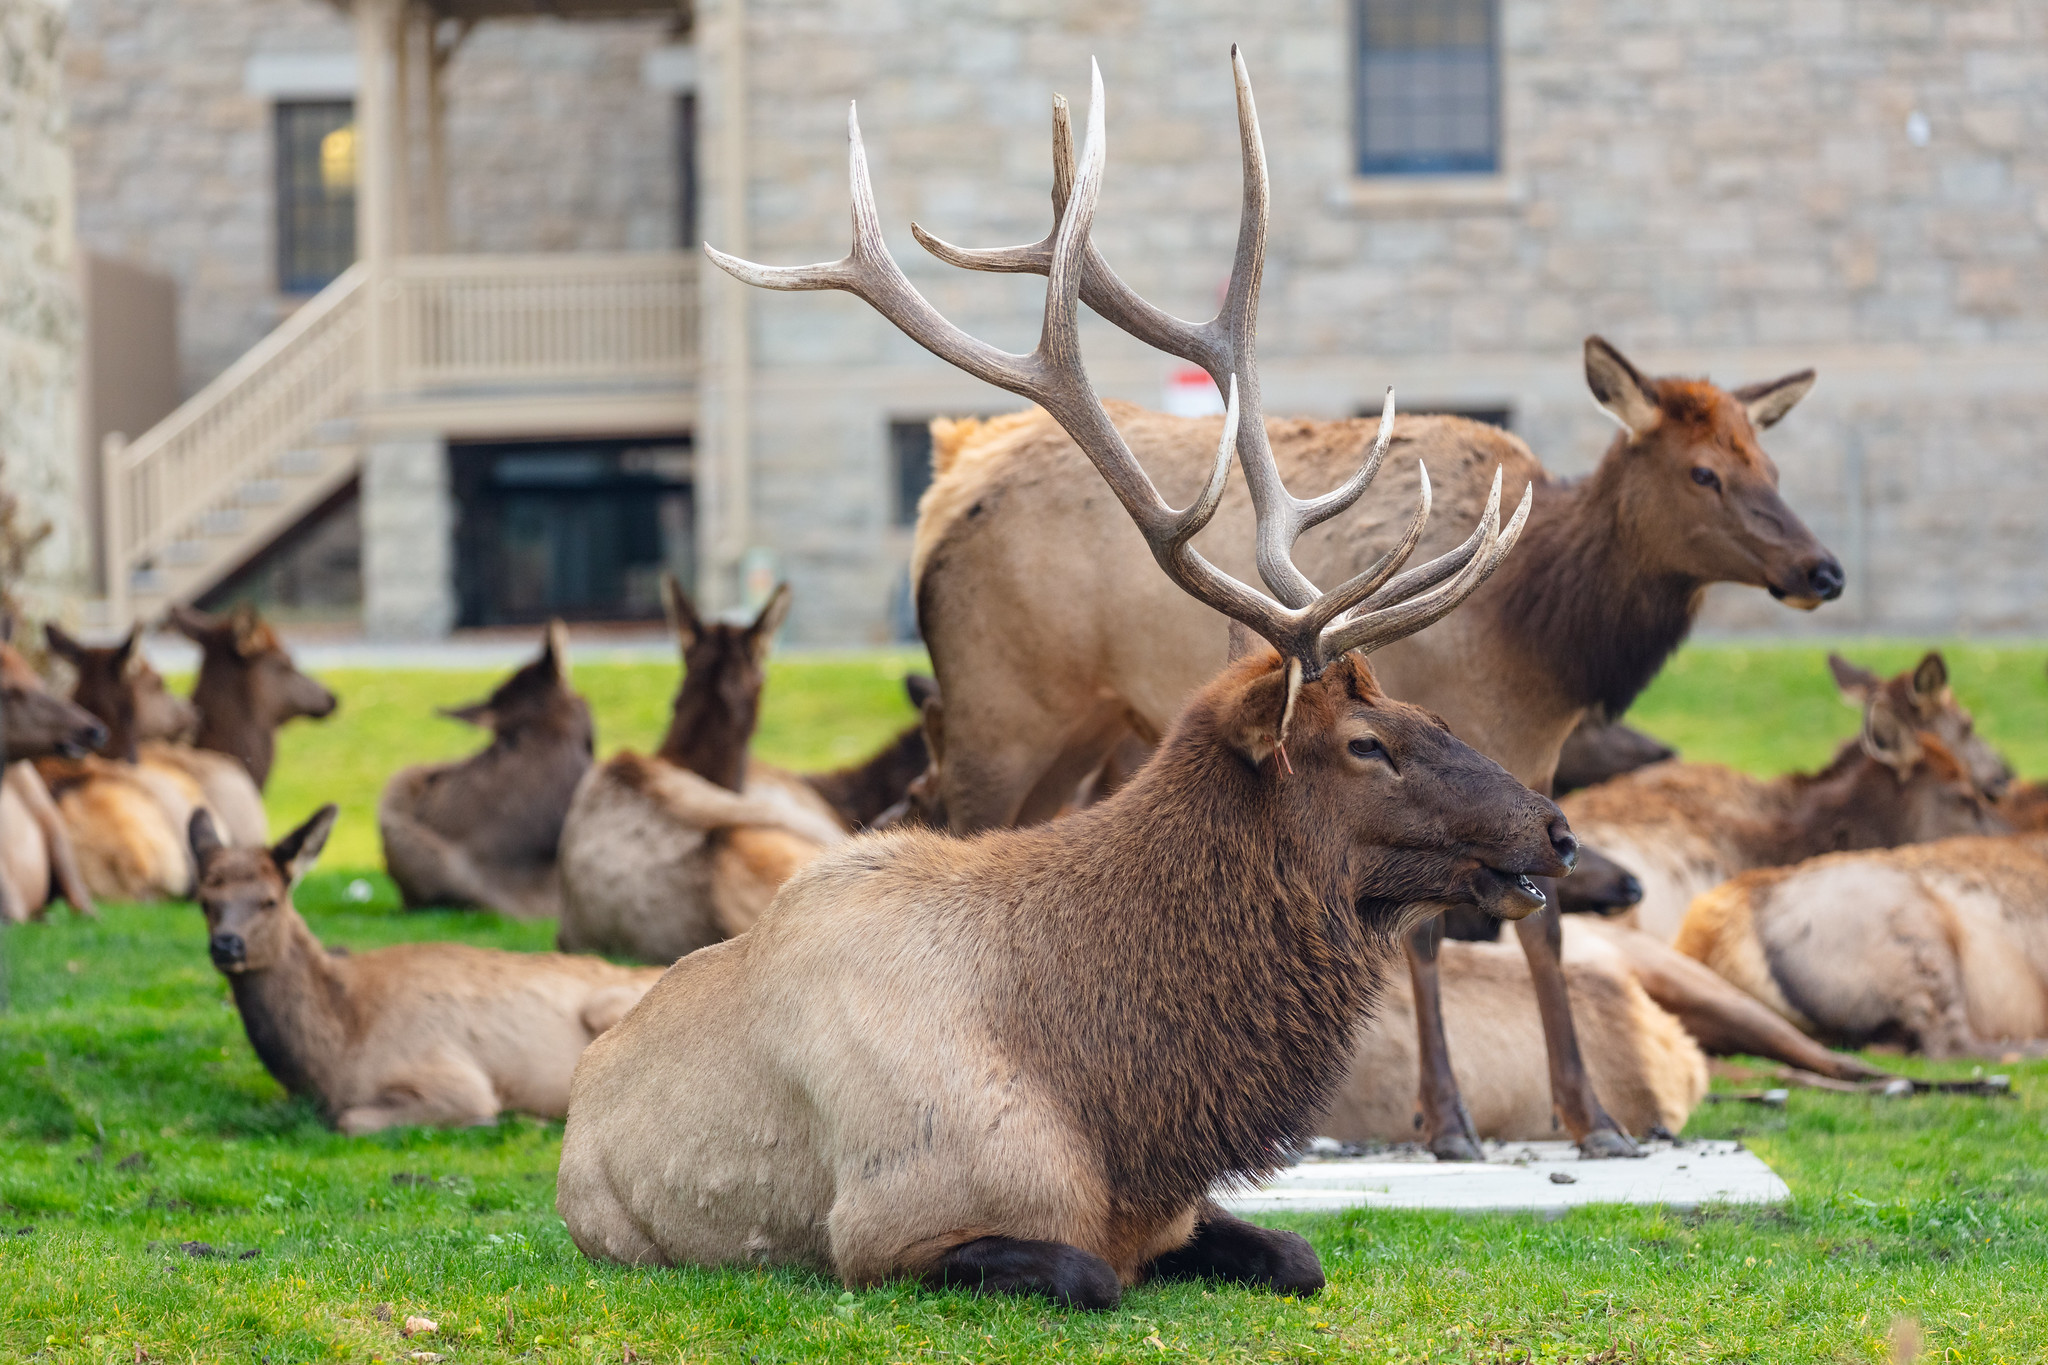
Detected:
[168,604,337,789]
[556,576,932,963]
[193,805,664,1133]
[46,623,268,845]
[1,624,103,921]
[379,622,592,918]
[1560,653,2009,943]
[902,71,1840,1162]
[558,54,1574,1309]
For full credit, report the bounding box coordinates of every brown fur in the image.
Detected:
[1552,717,1676,797]
[558,649,1574,1295]
[1677,834,2048,1055]
[0,634,106,918]
[2003,781,2048,832]
[1322,922,1707,1143]
[170,604,337,789]
[35,755,195,901]
[1562,670,2006,942]
[195,805,664,1132]
[379,622,593,918]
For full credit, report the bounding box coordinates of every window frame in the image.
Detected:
[1351,0,1503,180]
[274,98,359,295]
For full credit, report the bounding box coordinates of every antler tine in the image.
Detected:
[1301,388,1397,532]
[1322,477,1534,658]
[1301,462,1432,636]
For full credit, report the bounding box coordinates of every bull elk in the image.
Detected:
[556,576,932,963]
[904,71,1843,1162]
[558,54,1574,1309]
[168,604,337,789]
[193,805,664,1133]
[379,622,592,918]
[1,623,103,922]
[1561,652,2009,944]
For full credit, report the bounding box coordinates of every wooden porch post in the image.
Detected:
[355,0,402,392]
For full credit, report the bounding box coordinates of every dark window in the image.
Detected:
[889,420,935,527]
[677,93,699,248]
[1361,402,1513,430]
[1354,0,1500,176]
[451,437,695,627]
[275,101,358,292]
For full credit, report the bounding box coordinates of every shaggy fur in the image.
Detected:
[196,805,664,1133]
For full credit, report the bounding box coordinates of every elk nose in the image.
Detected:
[1804,556,1845,602]
[1615,873,1644,908]
[80,719,109,751]
[1546,817,1579,873]
[209,932,246,967]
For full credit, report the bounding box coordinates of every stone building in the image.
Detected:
[2,0,85,619]
[60,0,2048,641]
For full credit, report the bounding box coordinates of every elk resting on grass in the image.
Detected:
[905,65,1842,1163]
[558,55,1572,1309]
[1560,653,2009,944]
[1678,833,2048,1056]
[1,623,103,922]
[47,622,268,845]
[379,621,592,918]
[194,805,664,1133]
[169,604,337,789]
[556,575,933,962]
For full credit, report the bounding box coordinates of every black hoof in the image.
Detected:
[932,1236,1121,1310]
[1428,1130,1485,1163]
[1576,1128,1645,1160]
[1145,1205,1325,1296]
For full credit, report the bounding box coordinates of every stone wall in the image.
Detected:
[0,0,84,617]
[717,0,2048,642]
[64,0,681,394]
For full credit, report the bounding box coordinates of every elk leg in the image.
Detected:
[1406,916,1484,1161]
[1513,887,1642,1158]
[930,1236,1121,1311]
[10,764,94,918]
[1143,1201,1323,1295]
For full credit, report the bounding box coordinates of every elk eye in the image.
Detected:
[1348,737,1388,763]
[1690,466,1721,490]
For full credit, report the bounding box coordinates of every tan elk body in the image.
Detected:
[557,580,928,963]
[1,629,104,922]
[195,805,664,1132]
[560,57,1575,1308]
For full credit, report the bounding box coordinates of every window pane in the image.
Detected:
[276,101,357,293]
[1355,0,1499,176]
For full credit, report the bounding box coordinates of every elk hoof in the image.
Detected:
[1575,1128,1645,1160]
[933,1235,1121,1311]
[1145,1206,1325,1296]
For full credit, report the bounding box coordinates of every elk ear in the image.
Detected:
[661,573,703,652]
[542,619,571,678]
[1828,652,1881,706]
[1225,621,1262,663]
[1225,658,1302,768]
[745,583,793,664]
[904,673,938,711]
[189,808,226,870]
[439,699,495,728]
[44,622,83,663]
[113,625,140,672]
[270,804,338,885]
[1733,369,1816,430]
[1861,696,1923,779]
[167,604,219,646]
[230,604,267,658]
[1584,336,1662,438]
[1911,651,1949,702]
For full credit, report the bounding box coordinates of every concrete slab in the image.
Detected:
[1219,1140,1787,1217]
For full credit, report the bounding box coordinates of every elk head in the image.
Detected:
[1584,336,1842,610]
[1848,688,2009,847]
[46,622,197,761]
[655,575,792,790]
[171,603,337,786]
[1830,650,2012,799]
[191,803,336,975]
[1,626,108,761]
[441,619,593,756]
[709,50,1573,918]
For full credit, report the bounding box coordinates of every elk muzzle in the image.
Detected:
[209,932,248,972]
[1768,553,1845,611]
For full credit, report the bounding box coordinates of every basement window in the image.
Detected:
[275,100,358,293]
[1353,0,1500,176]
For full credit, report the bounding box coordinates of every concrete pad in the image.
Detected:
[1219,1140,1788,1217]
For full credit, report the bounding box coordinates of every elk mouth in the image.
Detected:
[1767,586,1827,612]
[1476,865,1551,920]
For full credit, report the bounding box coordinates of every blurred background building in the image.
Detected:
[34,0,2048,642]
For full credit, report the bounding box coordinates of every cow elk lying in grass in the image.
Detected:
[2,623,104,922]
[47,622,268,845]
[559,57,1575,1308]
[905,70,1842,1162]
[557,576,932,962]
[379,622,591,918]
[1678,833,2048,1056]
[195,804,664,1133]
[168,604,337,789]
[1560,652,2009,944]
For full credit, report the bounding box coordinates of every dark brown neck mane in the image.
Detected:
[656,686,757,791]
[995,705,1396,1228]
[225,913,355,1112]
[192,661,274,787]
[802,724,930,829]
[1493,453,1704,722]
[1740,742,1928,866]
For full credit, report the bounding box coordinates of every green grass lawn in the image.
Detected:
[3,642,2045,1363]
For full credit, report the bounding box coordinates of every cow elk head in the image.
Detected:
[656,575,792,791]
[192,803,336,975]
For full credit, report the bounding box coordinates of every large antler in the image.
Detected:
[706,53,1529,679]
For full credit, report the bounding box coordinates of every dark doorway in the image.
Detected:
[452,436,693,627]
